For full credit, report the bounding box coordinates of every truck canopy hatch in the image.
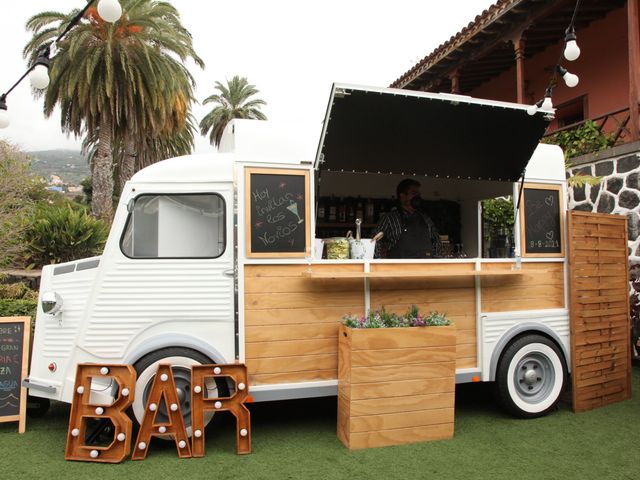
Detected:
[315,84,550,182]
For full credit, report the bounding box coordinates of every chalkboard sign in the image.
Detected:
[245,168,311,258]
[520,184,564,257]
[0,316,30,433]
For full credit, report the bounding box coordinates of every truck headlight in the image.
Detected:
[41,291,63,315]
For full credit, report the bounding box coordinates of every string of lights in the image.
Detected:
[527,0,583,116]
[0,0,123,129]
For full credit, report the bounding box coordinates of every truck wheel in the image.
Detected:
[495,334,566,418]
[132,348,229,437]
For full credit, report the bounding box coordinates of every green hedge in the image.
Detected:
[0,298,37,319]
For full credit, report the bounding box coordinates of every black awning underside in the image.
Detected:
[317,86,550,182]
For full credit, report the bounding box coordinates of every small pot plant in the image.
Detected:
[482,197,514,258]
[342,305,451,328]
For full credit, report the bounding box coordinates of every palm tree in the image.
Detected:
[199,76,267,148]
[84,112,198,191]
[24,1,203,220]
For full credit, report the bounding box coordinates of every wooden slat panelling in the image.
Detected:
[338,325,456,449]
[371,275,477,369]
[244,264,365,385]
[480,262,565,313]
[568,211,632,413]
[245,261,481,384]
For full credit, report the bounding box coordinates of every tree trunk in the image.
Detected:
[91,118,115,221]
[118,135,137,193]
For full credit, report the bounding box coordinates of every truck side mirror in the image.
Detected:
[41,291,63,315]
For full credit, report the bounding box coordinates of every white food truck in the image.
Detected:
[25,84,585,430]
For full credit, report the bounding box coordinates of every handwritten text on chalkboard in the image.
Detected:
[522,186,563,256]
[0,322,24,418]
[246,169,309,257]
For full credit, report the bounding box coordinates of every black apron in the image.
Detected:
[388,212,433,258]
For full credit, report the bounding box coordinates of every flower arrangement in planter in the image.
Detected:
[342,305,451,329]
[337,305,456,450]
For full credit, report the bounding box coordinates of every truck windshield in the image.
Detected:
[120,193,226,258]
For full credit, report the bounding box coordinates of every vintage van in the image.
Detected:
[24,84,624,431]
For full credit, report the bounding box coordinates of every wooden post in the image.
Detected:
[449,69,460,94]
[629,0,640,140]
[513,36,526,104]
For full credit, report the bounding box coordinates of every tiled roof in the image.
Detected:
[390,0,521,88]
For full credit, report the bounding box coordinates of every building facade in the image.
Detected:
[392,0,640,262]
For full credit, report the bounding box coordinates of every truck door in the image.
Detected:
[105,186,236,362]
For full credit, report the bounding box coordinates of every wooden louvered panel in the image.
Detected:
[568,211,632,412]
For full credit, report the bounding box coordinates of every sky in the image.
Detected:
[0,0,496,153]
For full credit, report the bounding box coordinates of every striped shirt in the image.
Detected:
[373,208,442,258]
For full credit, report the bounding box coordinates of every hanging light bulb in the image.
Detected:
[29,52,50,90]
[527,102,540,116]
[97,0,123,23]
[563,27,581,61]
[0,95,9,128]
[541,88,554,110]
[557,66,579,88]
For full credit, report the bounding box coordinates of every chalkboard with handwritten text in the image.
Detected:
[0,316,30,432]
[245,168,310,257]
[521,184,564,257]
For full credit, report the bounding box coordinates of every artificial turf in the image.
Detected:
[2,367,639,480]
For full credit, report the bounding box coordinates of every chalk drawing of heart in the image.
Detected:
[545,195,554,206]
[545,231,554,240]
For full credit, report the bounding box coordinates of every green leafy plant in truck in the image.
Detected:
[482,197,514,237]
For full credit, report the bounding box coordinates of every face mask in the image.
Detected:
[410,195,422,210]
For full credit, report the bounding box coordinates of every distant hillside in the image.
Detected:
[29,149,90,185]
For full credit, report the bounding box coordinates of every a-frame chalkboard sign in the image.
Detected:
[0,316,30,433]
[245,167,311,258]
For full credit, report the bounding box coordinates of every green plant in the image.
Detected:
[0,141,45,268]
[23,202,109,267]
[0,298,37,319]
[564,159,602,188]
[0,282,38,301]
[342,305,451,328]
[482,197,514,236]
[543,120,616,159]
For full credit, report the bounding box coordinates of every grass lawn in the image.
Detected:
[2,367,639,480]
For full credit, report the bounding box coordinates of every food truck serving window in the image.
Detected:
[120,193,226,259]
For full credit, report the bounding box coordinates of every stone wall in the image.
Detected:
[568,142,640,263]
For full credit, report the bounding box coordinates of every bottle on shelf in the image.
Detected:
[317,197,326,222]
[355,196,364,223]
[347,196,356,223]
[338,197,347,223]
[328,196,337,222]
[365,197,375,224]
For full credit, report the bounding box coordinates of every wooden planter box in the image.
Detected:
[337,324,456,450]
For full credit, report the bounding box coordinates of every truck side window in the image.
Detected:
[120,194,226,258]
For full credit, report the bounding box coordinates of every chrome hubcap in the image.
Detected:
[513,353,555,403]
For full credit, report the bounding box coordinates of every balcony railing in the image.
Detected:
[543,105,637,146]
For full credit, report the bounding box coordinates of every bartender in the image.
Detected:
[373,179,442,259]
